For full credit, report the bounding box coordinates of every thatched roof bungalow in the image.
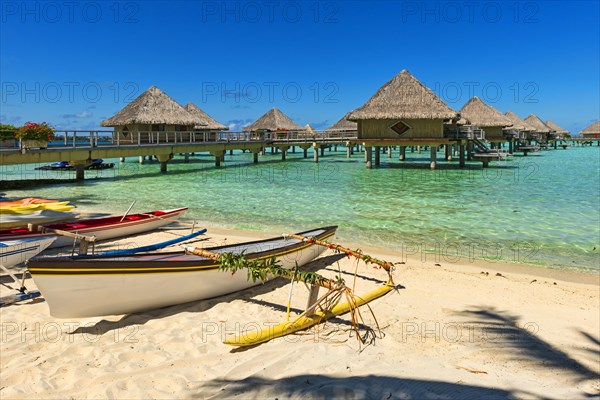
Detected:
[524,114,552,141]
[242,108,303,133]
[458,97,512,141]
[504,111,535,131]
[579,120,600,139]
[347,70,457,141]
[545,120,570,139]
[183,103,228,131]
[503,111,535,140]
[325,112,358,133]
[100,86,204,143]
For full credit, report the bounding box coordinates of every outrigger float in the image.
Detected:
[189,232,397,348]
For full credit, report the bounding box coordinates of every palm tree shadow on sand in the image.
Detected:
[458,307,599,383]
[195,374,540,400]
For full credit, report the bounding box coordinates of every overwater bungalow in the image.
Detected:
[347,69,459,169]
[325,112,358,135]
[458,97,513,149]
[503,111,536,152]
[242,108,303,139]
[504,111,534,140]
[524,114,552,144]
[545,120,570,146]
[100,86,204,144]
[183,103,228,131]
[183,103,229,141]
[579,120,600,144]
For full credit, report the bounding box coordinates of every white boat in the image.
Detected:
[27,226,337,318]
[0,236,57,269]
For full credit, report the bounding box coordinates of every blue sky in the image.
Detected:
[1,0,598,133]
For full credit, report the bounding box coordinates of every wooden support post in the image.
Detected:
[139,155,145,164]
[459,144,465,167]
[399,146,406,161]
[253,152,259,163]
[445,145,452,161]
[481,158,490,168]
[509,140,514,153]
[366,146,373,169]
[281,148,287,161]
[320,147,325,156]
[74,165,85,181]
[346,146,351,158]
[417,146,421,154]
[184,153,190,163]
[292,146,296,153]
[120,157,125,162]
[305,284,320,317]
[160,161,168,172]
[215,155,221,167]
[467,142,473,161]
[430,146,437,170]
[387,146,392,158]
[374,146,381,166]
[303,148,308,158]
[313,146,319,163]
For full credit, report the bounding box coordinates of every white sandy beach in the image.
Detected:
[1,225,598,399]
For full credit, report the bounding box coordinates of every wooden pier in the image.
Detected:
[0,130,359,180]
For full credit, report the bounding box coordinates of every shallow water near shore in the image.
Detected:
[2,146,599,272]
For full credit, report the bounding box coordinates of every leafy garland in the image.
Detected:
[218,253,345,289]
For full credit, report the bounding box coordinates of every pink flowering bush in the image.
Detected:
[15,122,55,141]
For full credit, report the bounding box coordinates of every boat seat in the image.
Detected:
[125,216,142,221]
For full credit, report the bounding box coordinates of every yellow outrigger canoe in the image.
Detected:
[224,281,394,347]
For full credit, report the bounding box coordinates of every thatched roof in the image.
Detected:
[524,114,551,133]
[545,120,569,135]
[242,108,303,132]
[183,103,229,131]
[325,112,358,132]
[347,70,457,121]
[504,111,535,131]
[579,120,600,135]
[100,86,204,127]
[304,124,315,133]
[458,97,512,128]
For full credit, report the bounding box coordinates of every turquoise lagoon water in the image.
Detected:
[1,146,599,272]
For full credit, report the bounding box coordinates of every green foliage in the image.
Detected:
[217,252,343,286]
[0,124,17,140]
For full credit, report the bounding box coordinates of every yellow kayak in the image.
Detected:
[224,281,394,347]
[0,202,75,214]
[0,197,61,207]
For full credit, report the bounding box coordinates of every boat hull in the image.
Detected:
[0,236,57,269]
[0,210,79,230]
[47,207,187,248]
[28,227,337,318]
